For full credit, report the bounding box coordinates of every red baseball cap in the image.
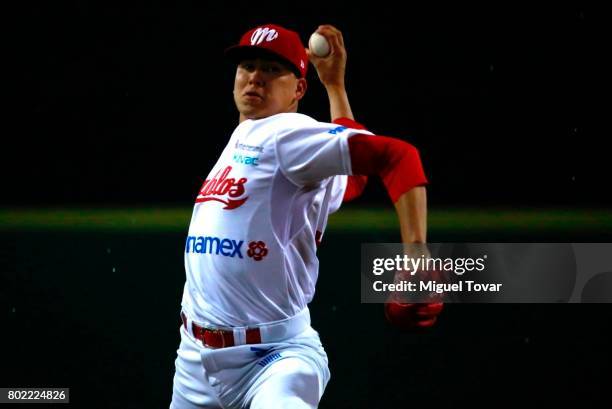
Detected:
[225,24,308,78]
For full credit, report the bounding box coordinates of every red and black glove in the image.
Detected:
[384,301,444,330]
[384,265,445,330]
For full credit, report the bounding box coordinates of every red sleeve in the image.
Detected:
[332,117,368,130]
[343,175,368,202]
[332,118,371,202]
[348,134,428,203]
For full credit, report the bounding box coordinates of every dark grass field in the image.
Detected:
[2,207,612,408]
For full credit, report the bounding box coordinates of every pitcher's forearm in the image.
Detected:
[393,186,427,244]
[326,85,354,121]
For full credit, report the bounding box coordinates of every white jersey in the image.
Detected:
[181,113,367,327]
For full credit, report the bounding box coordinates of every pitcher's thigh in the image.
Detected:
[170,326,222,409]
[248,357,328,409]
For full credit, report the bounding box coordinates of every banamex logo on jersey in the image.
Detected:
[186,236,244,258]
[185,235,269,261]
[196,166,248,209]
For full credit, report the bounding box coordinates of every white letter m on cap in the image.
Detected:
[251,28,279,45]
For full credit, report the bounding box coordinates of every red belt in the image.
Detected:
[181,312,261,348]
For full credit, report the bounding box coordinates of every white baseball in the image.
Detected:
[308,32,330,58]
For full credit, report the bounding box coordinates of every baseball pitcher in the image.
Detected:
[170,23,443,409]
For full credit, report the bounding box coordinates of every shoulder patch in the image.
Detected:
[328,126,347,135]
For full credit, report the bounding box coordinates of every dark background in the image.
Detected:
[10,2,609,207]
[4,3,612,409]
[5,230,612,408]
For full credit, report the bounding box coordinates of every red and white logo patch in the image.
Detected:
[196,166,248,210]
[247,241,268,261]
[250,27,279,45]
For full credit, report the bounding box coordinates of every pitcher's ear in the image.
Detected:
[295,78,307,101]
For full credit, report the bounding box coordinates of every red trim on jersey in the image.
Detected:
[332,117,368,130]
[348,134,428,203]
[332,118,371,202]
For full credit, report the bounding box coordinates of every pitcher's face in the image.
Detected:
[234,58,306,122]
